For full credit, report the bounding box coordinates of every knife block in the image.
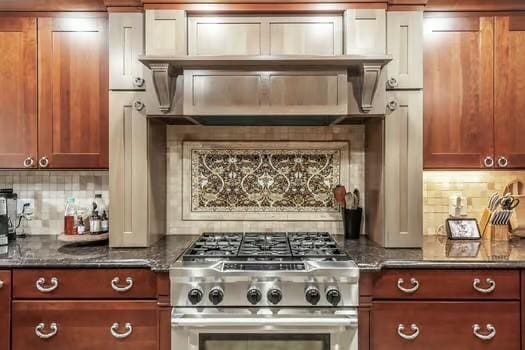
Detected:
[479,208,493,238]
[489,224,512,241]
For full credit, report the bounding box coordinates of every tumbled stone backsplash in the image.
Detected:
[423,171,525,235]
[0,171,108,235]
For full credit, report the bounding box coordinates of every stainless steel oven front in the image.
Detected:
[171,307,358,350]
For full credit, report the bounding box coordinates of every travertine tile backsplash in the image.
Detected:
[423,171,525,235]
[0,171,108,235]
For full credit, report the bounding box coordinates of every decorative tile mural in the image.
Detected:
[182,141,350,221]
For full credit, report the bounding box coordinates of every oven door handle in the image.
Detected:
[171,314,358,329]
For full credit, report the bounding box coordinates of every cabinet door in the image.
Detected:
[0,271,11,350]
[0,17,37,169]
[494,15,525,169]
[344,9,385,55]
[109,13,145,90]
[38,17,109,169]
[12,301,158,350]
[384,91,423,247]
[109,92,149,247]
[424,16,494,169]
[145,10,186,56]
[386,11,423,89]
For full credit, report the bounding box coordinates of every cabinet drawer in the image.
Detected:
[373,270,519,300]
[0,271,11,350]
[371,301,520,350]
[12,301,157,350]
[13,269,156,299]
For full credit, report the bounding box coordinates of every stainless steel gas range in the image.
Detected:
[170,232,360,350]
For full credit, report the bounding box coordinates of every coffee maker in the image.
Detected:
[0,189,17,244]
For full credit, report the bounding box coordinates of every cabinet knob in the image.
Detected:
[36,277,59,293]
[387,77,399,88]
[472,278,496,294]
[35,322,58,339]
[497,156,509,168]
[397,324,420,340]
[23,157,34,168]
[133,100,145,111]
[397,277,419,294]
[133,77,145,88]
[473,324,496,341]
[387,98,399,112]
[38,157,49,168]
[483,156,494,168]
[111,322,133,339]
[111,277,134,292]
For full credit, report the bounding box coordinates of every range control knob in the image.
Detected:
[247,287,262,305]
[209,286,224,305]
[305,286,321,305]
[267,288,282,305]
[188,287,203,305]
[326,287,342,306]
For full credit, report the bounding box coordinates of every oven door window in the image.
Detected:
[200,334,329,350]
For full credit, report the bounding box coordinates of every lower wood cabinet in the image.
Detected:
[371,301,520,350]
[12,301,158,350]
[0,271,11,350]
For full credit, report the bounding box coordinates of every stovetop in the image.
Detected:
[182,232,349,262]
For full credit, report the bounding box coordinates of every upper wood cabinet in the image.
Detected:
[0,17,37,169]
[424,16,495,169]
[109,13,145,90]
[494,14,525,169]
[344,9,385,55]
[188,15,343,56]
[38,17,109,169]
[386,11,423,89]
[145,10,186,56]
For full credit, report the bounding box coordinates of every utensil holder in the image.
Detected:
[490,224,512,241]
[343,208,362,240]
[479,208,493,238]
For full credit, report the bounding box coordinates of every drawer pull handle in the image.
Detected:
[473,324,496,341]
[397,278,419,294]
[35,322,58,339]
[111,277,133,292]
[36,277,59,293]
[473,278,496,294]
[397,324,419,340]
[111,322,133,339]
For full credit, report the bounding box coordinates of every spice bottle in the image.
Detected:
[89,209,101,234]
[77,216,85,235]
[100,210,109,233]
[64,197,77,235]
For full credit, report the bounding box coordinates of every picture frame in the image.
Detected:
[446,218,481,240]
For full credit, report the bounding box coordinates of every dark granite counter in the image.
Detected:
[1,234,525,272]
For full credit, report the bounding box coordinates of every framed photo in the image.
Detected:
[446,218,481,240]
[446,241,481,257]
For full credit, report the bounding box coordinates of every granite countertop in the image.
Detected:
[2,234,525,272]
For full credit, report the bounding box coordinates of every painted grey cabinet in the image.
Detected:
[386,11,423,89]
[109,13,145,90]
[109,92,166,247]
[183,69,348,116]
[188,16,343,56]
[344,9,386,55]
[145,10,186,56]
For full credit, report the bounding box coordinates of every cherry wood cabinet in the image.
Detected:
[371,301,520,350]
[494,14,525,169]
[38,16,108,169]
[0,271,11,350]
[0,17,38,169]
[12,301,158,350]
[424,15,494,169]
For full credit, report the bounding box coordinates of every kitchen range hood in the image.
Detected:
[139,55,392,125]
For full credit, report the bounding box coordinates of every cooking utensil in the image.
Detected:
[333,185,347,209]
[345,192,355,210]
[352,188,360,209]
[500,195,520,210]
[488,192,500,211]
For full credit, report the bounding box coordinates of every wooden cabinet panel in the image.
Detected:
[373,270,520,300]
[13,269,156,299]
[109,13,145,90]
[145,10,186,56]
[344,9,385,55]
[384,91,423,248]
[38,17,109,169]
[0,271,11,350]
[0,17,37,169]
[423,16,494,169]
[386,11,423,89]
[494,14,525,169]
[183,69,348,116]
[371,301,520,350]
[12,301,158,350]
